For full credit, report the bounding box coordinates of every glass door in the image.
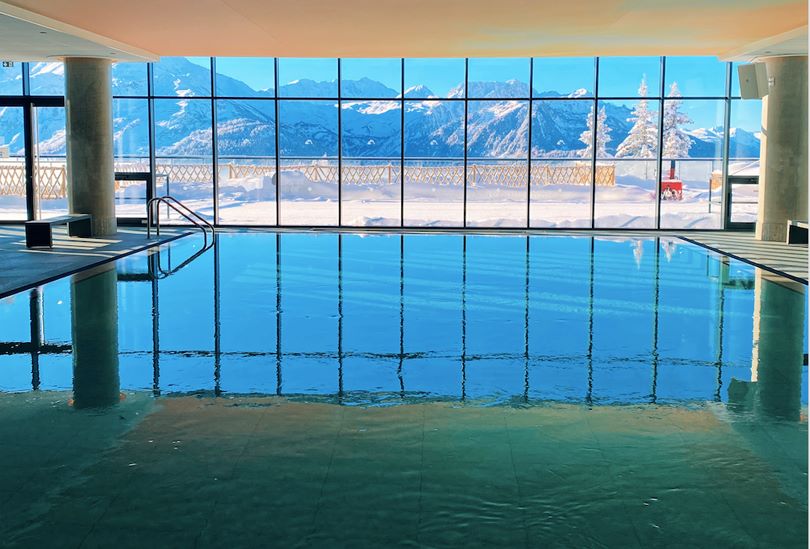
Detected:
[32,106,68,220]
[726,173,758,229]
[0,106,27,220]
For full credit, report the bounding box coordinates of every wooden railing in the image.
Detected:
[0,160,616,198]
[226,162,615,188]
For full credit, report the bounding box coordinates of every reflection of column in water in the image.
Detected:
[751,271,805,421]
[71,263,120,409]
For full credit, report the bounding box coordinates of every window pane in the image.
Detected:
[153,99,214,221]
[278,58,337,98]
[531,100,594,158]
[404,100,464,227]
[598,57,661,98]
[112,62,148,96]
[0,106,26,220]
[29,62,64,95]
[728,99,762,224]
[404,58,465,99]
[729,100,762,159]
[530,100,594,227]
[278,100,338,225]
[602,99,660,159]
[659,160,723,229]
[467,58,530,98]
[665,56,727,98]
[466,100,529,227]
[34,106,68,219]
[660,99,724,229]
[341,100,401,226]
[112,98,150,217]
[595,98,659,228]
[215,57,274,97]
[594,160,657,228]
[340,59,400,98]
[530,160,593,228]
[0,63,23,95]
[216,99,277,225]
[663,99,724,159]
[533,57,594,97]
[153,57,211,97]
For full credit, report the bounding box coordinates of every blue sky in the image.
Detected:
[187,55,760,130]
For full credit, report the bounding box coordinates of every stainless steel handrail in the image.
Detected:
[149,237,215,279]
[147,196,215,245]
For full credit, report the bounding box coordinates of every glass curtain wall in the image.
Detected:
[0,57,754,229]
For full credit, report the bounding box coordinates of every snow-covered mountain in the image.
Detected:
[0,58,762,160]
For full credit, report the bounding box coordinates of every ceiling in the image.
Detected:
[0,2,156,61]
[0,0,807,61]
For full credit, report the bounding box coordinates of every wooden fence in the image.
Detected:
[0,160,615,198]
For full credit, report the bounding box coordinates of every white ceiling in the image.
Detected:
[0,2,156,62]
[0,0,806,62]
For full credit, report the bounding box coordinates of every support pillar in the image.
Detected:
[756,56,808,241]
[71,263,120,408]
[64,57,117,236]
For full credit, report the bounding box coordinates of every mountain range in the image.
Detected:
[0,58,760,160]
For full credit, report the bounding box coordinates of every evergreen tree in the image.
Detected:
[615,77,658,159]
[578,106,612,158]
[662,82,693,158]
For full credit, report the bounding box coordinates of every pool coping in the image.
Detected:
[0,231,192,300]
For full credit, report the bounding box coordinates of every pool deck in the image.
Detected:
[1,227,805,299]
[0,225,189,298]
[678,231,807,284]
[553,229,806,284]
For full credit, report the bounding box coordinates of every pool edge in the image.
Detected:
[0,231,193,300]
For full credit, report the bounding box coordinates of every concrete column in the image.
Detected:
[64,57,117,236]
[756,56,808,241]
[71,263,120,408]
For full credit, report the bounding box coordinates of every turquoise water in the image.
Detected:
[0,232,806,547]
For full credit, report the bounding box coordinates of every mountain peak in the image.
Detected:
[401,84,437,99]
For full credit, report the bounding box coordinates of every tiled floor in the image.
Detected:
[0,225,188,297]
[0,395,805,548]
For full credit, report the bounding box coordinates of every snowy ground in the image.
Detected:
[0,168,755,229]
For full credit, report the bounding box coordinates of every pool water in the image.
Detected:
[0,232,806,547]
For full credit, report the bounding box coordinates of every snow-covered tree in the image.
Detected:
[662,82,693,158]
[578,106,612,158]
[615,77,658,159]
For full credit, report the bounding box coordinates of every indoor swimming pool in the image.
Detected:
[0,232,806,547]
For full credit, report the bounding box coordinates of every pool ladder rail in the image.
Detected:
[146,195,215,246]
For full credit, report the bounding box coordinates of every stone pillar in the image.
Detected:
[64,57,117,236]
[756,56,808,241]
[71,263,120,408]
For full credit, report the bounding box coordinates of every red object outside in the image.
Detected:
[660,179,683,200]
[660,160,683,200]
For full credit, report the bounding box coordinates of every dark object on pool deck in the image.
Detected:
[24,214,93,248]
[787,220,808,244]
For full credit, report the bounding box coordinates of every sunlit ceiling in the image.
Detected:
[0,0,807,61]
